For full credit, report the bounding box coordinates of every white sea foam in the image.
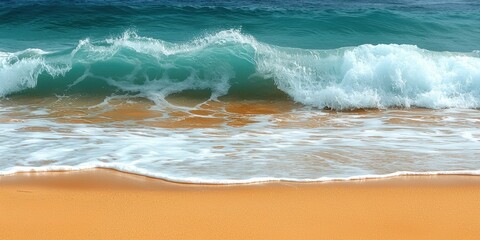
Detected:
[257,43,480,109]
[1,165,480,184]
[1,30,480,109]
[0,107,479,184]
[0,49,69,96]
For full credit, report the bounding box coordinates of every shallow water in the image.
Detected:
[1,96,479,183]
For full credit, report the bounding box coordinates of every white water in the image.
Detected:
[1,30,480,110]
[1,101,479,184]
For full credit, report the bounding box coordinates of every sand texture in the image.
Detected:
[1,169,480,240]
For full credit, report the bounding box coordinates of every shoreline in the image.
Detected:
[2,167,480,185]
[1,169,480,239]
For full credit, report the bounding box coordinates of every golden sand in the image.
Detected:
[1,169,479,240]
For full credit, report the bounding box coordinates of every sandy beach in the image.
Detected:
[2,1,480,240]
[1,169,479,240]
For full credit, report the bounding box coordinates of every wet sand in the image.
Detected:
[1,169,480,240]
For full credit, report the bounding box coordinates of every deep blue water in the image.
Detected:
[1,0,480,52]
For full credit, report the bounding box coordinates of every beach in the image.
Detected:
[2,1,480,239]
[1,169,480,240]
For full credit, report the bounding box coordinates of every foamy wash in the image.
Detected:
[0,0,479,183]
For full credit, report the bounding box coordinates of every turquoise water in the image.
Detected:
[1,0,479,183]
[1,0,480,109]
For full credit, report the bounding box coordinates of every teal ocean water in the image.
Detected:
[2,0,480,52]
[0,0,479,183]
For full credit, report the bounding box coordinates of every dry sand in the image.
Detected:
[1,169,480,240]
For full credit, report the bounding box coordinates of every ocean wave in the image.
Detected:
[1,29,480,109]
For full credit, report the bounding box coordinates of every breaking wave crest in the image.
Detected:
[1,29,480,109]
